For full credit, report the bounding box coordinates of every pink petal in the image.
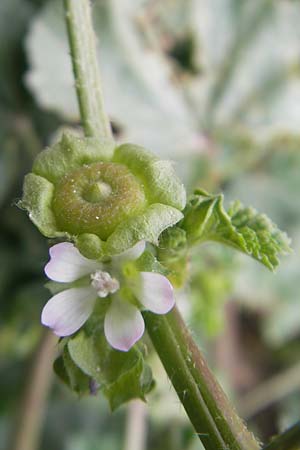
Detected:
[104,298,145,351]
[45,242,100,282]
[112,241,146,264]
[41,287,96,336]
[134,272,175,314]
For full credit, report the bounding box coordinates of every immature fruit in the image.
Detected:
[21,132,186,258]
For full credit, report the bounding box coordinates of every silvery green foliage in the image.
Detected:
[25,0,300,163]
[25,0,196,158]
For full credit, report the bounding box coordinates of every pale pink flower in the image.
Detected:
[42,242,175,351]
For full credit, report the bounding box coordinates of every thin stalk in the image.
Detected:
[63,0,113,140]
[10,331,58,450]
[144,307,260,450]
[123,400,148,450]
[263,422,300,450]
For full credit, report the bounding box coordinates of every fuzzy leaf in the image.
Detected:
[67,320,154,410]
[182,190,291,270]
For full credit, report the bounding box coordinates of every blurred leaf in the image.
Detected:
[25,0,196,157]
[205,0,275,122]
[189,248,234,336]
[182,190,291,270]
[192,0,300,137]
[226,134,300,230]
[233,233,300,345]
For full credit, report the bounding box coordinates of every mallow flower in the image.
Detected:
[42,241,175,351]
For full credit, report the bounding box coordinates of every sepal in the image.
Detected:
[67,322,154,410]
[33,132,114,184]
[20,173,67,238]
[105,204,183,255]
[114,143,186,210]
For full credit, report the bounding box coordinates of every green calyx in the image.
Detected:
[20,132,186,257]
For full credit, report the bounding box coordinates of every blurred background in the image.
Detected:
[1,0,300,449]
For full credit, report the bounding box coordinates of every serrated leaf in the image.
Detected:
[182,190,291,271]
[67,318,153,410]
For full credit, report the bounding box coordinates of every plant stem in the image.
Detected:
[144,307,261,450]
[63,0,113,140]
[263,422,300,450]
[10,331,58,450]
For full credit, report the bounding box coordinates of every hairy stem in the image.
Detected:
[144,307,261,450]
[63,0,113,140]
[10,331,58,450]
[263,422,300,450]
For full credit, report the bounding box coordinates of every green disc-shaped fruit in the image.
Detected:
[21,132,186,258]
[53,162,146,239]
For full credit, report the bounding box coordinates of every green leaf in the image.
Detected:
[54,346,90,395]
[67,319,154,410]
[182,190,291,271]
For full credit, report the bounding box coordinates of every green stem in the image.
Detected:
[263,422,300,450]
[144,307,261,450]
[63,0,113,140]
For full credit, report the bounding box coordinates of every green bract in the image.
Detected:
[20,133,186,258]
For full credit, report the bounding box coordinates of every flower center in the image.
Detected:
[83,181,112,203]
[52,162,147,239]
[90,270,120,298]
